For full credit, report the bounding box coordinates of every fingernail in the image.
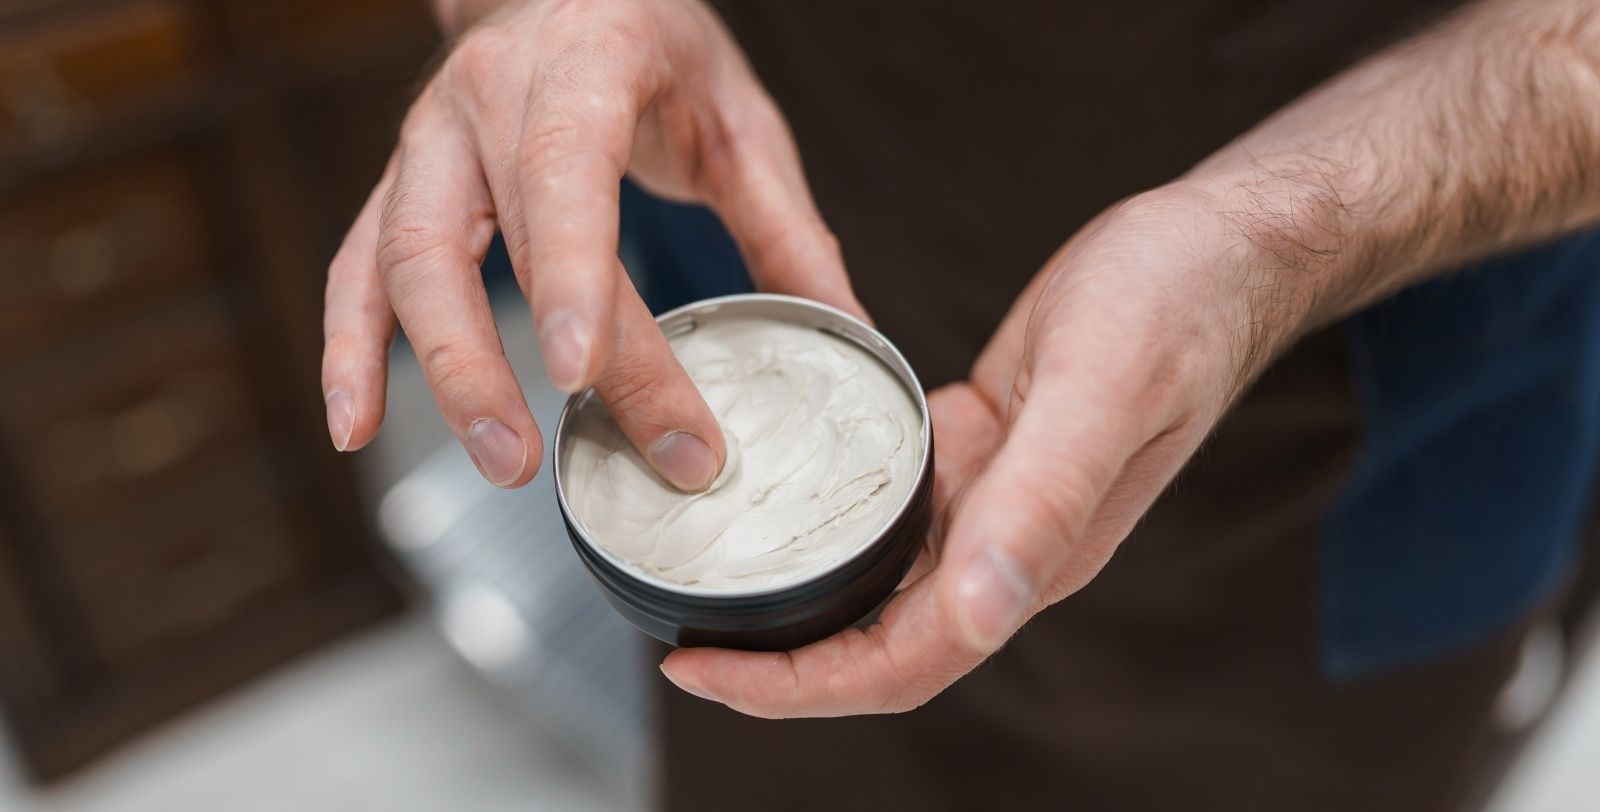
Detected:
[956,548,1033,650]
[325,389,355,452]
[660,664,718,702]
[539,310,590,393]
[650,431,719,492]
[465,418,527,486]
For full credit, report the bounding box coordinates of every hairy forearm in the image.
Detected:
[1187,0,1600,337]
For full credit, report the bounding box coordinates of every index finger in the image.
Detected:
[503,45,728,491]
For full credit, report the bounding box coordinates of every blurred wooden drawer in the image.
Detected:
[0,1,209,159]
[0,535,57,707]
[51,455,316,673]
[232,0,435,67]
[0,297,261,519]
[0,152,212,344]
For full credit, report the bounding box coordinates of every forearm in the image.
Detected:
[1187,0,1600,340]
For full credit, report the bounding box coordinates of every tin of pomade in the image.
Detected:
[553,293,934,651]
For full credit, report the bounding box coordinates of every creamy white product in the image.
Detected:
[563,316,923,592]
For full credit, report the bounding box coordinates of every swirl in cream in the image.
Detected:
[563,317,923,592]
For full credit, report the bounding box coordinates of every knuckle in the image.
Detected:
[421,341,489,400]
[518,93,632,181]
[376,229,449,294]
[521,35,646,155]
[517,114,590,178]
[599,354,669,414]
[376,203,453,285]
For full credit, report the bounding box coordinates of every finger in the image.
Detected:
[508,51,727,490]
[660,574,979,718]
[933,370,1139,653]
[322,163,398,452]
[589,277,728,492]
[512,48,641,394]
[939,271,1202,650]
[378,102,540,488]
[705,84,865,319]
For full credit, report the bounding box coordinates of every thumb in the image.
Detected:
[934,371,1143,651]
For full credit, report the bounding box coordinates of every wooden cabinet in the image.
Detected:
[0,0,437,781]
[0,2,213,160]
[0,152,216,343]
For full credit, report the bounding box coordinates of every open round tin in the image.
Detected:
[552,293,934,651]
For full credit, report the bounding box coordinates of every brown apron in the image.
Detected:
[659,3,1530,810]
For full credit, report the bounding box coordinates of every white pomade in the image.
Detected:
[564,317,923,592]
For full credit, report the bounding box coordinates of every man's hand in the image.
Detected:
[660,0,1600,716]
[660,189,1243,716]
[321,0,857,489]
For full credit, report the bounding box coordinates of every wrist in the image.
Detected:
[1095,167,1366,396]
[1170,155,1382,341]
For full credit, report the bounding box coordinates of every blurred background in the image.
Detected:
[0,1,1596,810]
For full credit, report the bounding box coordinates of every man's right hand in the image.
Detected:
[321,0,859,490]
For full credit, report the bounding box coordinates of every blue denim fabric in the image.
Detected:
[619,181,752,313]
[1324,232,1600,680]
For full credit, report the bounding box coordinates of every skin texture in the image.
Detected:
[330,0,1600,717]
[320,0,862,492]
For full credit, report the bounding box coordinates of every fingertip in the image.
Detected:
[464,417,537,488]
[944,546,1034,653]
[649,430,721,492]
[322,383,388,453]
[658,658,719,703]
[325,388,355,452]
